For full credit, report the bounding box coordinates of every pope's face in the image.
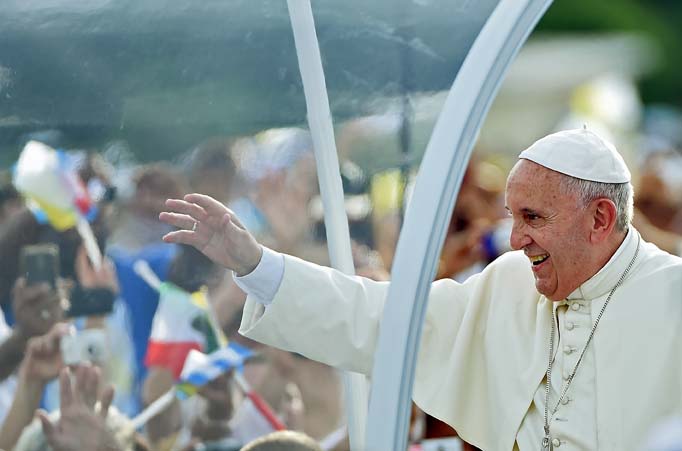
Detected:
[505,160,593,301]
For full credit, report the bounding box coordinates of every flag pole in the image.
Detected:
[197,289,284,431]
[130,387,176,430]
[133,260,162,290]
[233,372,286,431]
[76,216,102,270]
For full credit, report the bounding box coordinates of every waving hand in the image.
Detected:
[159,193,263,276]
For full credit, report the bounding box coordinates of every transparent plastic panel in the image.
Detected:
[0,1,501,449]
[320,0,499,172]
[0,0,308,163]
[316,0,499,270]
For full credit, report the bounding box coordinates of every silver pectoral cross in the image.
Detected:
[542,421,554,450]
[542,435,553,450]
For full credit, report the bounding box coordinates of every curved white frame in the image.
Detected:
[364,0,553,449]
[287,0,555,448]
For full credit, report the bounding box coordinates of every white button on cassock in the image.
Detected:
[552,438,561,447]
[563,345,574,354]
[566,322,575,331]
[571,303,580,311]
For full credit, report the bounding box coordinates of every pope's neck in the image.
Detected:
[594,229,629,272]
[548,229,630,302]
[566,229,629,299]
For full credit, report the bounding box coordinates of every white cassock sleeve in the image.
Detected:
[232,246,285,305]
[237,250,549,451]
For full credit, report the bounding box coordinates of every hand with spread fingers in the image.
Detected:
[37,365,120,451]
[159,193,263,276]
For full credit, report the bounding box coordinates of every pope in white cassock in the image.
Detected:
[160,129,682,451]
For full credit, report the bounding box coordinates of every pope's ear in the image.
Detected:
[590,197,618,243]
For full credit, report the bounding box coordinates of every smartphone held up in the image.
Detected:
[19,244,60,289]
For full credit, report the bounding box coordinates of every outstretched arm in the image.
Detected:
[0,322,69,450]
[159,193,263,276]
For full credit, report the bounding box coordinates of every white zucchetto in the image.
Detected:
[518,128,631,183]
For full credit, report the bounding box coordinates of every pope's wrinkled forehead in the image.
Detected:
[505,159,563,192]
[516,128,631,184]
[504,159,580,211]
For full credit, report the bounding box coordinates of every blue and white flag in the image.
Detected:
[176,342,254,400]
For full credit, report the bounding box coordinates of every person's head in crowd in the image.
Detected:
[240,430,322,451]
[130,163,188,218]
[436,156,512,279]
[107,162,188,251]
[505,128,633,301]
[450,157,508,235]
[185,138,238,205]
[236,128,317,200]
[634,145,682,232]
[231,128,319,254]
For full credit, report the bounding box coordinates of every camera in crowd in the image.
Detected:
[60,328,108,366]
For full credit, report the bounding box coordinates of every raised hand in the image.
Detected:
[0,323,70,450]
[37,365,120,451]
[19,322,70,385]
[12,278,63,339]
[159,193,263,276]
[75,245,119,293]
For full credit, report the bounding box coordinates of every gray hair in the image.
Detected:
[559,176,634,232]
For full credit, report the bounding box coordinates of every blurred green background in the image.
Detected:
[537,0,682,106]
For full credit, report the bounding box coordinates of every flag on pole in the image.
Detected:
[144,282,225,379]
[176,343,253,399]
[177,344,286,431]
[133,263,285,432]
[13,140,103,269]
[131,342,260,431]
[13,141,93,231]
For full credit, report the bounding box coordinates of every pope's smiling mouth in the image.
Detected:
[529,254,549,266]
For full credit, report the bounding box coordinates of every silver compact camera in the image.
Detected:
[60,328,108,365]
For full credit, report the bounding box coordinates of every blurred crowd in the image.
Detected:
[0,116,680,451]
[0,129,344,451]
